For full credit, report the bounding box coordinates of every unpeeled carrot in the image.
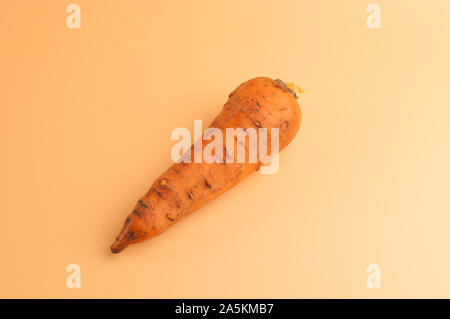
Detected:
[111,77,302,253]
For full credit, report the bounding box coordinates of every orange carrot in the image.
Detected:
[111,77,302,253]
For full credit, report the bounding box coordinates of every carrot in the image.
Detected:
[110,77,302,253]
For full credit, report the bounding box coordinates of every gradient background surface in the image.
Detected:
[1,0,450,298]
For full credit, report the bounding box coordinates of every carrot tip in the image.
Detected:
[111,246,120,254]
[110,238,129,254]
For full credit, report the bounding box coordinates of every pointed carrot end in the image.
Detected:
[110,232,130,254]
[110,239,129,254]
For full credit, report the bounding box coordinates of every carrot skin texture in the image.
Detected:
[111,77,301,253]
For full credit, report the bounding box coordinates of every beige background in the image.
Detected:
[1,0,450,298]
